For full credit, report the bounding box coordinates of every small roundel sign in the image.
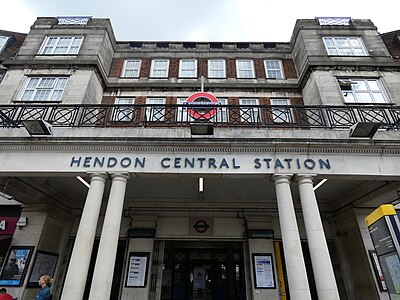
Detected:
[193,219,210,234]
[185,92,221,120]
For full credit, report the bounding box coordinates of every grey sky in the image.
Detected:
[1,0,398,42]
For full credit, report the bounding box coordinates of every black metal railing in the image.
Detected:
[1,103,400,130]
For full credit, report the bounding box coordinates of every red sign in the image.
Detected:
[0,217,19,235]
[185,92,221,120]
[193,219,210,234]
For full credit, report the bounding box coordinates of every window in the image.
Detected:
[270,99,292,123]
[239,99,259,123]
[323,37,367,56]
[215,98,228,122]
[236,60,255,78]
[39,36,83,55]
[264,60,284,79]
[339,79,389,104]
[208,59,226,78]
[146,98,166,121]
[0,36,10,53]
[150,59,169,78]
[20,77,68,101]
[113,98,134,121]
[179,59,197,78]
[122,60,141,78]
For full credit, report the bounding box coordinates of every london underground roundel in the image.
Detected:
[185,92,221,120]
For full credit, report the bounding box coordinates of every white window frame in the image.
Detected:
[39,36,84,55]
[323,37,367,56]
[236,60,255,79]
[338,78,390,104]
[113,98,135,122]
[177,98,194,122]
[122,59,141,78]
[264,60,284,79]
[270,98,292,123]
[19,77,68,102]
[146,98,166,121]
[208,59,226,78]
[150,59,169,78]
[179,59,197,78]
[239,98,259,123]
[0,36,10,53]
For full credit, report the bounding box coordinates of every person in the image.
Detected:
[0,288,14,300]
[35,275,53,300]
[2,251,19,280]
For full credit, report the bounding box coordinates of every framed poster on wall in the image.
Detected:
[27,250,59,288]
[125,252,149,287]
[252,253,276,289]
[0,246,34,286]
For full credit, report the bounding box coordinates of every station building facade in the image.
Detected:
[0,16,400,300]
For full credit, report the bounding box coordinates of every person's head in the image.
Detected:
[38,275,52,288]
[0,288,7,294]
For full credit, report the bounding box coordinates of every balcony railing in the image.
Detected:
[1,104,400,130]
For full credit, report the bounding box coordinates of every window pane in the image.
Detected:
[373,93,386,103]
[355,92,373,103]
[21,77,67,101]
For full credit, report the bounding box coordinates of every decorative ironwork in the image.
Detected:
[316,17,351,26]
[57,17,91,25]
[1,104,399,131]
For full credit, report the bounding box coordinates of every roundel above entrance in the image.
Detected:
[185,92,221,120]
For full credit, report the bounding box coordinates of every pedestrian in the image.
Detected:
[35,275,53,300]
[0,288,14,300]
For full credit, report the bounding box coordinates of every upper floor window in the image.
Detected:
[270,99,292,123]
[208,59,226,78]
[239,98,259,123]
[150,59,169,78]
[122,59,141,78]
[113,98,134,121]
[323,37,367,56]
[0,36,10,53]
[146,98,166,121]
[179,59,197,78]
[338,78,389,104]
[19,77,68,101]
[39,36,84,55]
[236,60,255,78]
[264,60,284,79]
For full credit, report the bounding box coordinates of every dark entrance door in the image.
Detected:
[161,242,246,300]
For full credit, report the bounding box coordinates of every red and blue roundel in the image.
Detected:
[185,92,221,120]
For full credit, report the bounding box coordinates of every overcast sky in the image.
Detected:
[1,0,398,42]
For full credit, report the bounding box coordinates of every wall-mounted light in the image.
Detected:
[313,179,327,191]
[190,123,214,136]
[349,122,380,138]
[76,176,90,189]
[22,120,52,136]
[199,177,204,193]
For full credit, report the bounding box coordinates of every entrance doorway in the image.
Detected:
[161,242,246,300]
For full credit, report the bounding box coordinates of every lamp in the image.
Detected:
[22,120,52,136]
[190,123,214,136]
[349,122,380,138]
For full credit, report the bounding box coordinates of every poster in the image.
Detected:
[125,252,149,287]
[28,251,59,287]
[253,253,276,289]
[0,246,34,286]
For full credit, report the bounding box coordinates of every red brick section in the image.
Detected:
[0,30,27,63]
[140,58,151,77]
[282,59,298,78]
[101,96,115,104]
[169,58,179,78]
[226,59,236,78]
[254,59,265,78]
[198,58,207,77]
[108,58,124,77]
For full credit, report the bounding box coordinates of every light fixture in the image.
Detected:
[313,179,327,191]
[199,177,204,193]
[190,123,214,136]
[127,228,156,238]
[22,120,52,136]
[349,122,380,138]
[247,229,274,239]
[76,176,90,189]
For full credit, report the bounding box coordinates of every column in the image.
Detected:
[296,175,340,300]
[88,173,129,300]
[61,173,107,300]
[272,174,311,300]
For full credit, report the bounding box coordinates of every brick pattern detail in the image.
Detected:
[109,58,124,77]
[102,96,115,104]
[198,58,208,77]
[169,58,179,78]
[0,31,27,63]
[282,59,298,78]
[381,31,400,63]
[140,58,151,78]
[254,59,265,78]
[226,59,236,78]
